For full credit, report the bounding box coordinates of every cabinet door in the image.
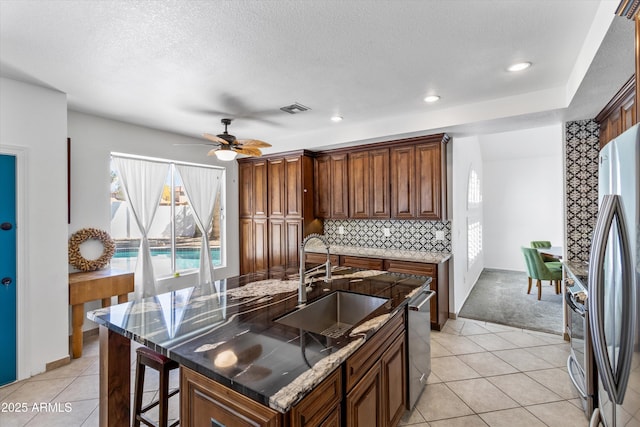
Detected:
[269,219,286,268]
[390,146,415,218]
[239,218,254,275]
[254,218,269,272]
[286,219,302,268]
[314,156,331,218]
[416,142,445,220]
[330,153,349,218]
[349,151,370,218]
[290,369,341,427]
[268,158,285,217]
[239,162,253,217]
[285,156,303,217]
[381,334,407,427]
[346,363,382,427]
[253,160,268,217]
[370,148,390,218]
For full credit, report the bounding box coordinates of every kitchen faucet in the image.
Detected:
[299,233,332,304]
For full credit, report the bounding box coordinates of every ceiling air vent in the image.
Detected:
[280,102,311,114]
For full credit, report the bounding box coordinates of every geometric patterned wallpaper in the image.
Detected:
[324,219,451,252]
[564,119,600,262]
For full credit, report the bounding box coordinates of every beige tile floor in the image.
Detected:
[0,318,588,427]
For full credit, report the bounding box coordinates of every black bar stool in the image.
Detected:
[133,346,180,427]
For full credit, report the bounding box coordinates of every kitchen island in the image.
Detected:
[88,266,431,427]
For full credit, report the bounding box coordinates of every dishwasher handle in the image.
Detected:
[409,290,435,311]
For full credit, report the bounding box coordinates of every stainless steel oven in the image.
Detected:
[566,276,597,418]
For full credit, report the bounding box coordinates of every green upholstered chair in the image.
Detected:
[521,247,562,300]
[530,240,560,262]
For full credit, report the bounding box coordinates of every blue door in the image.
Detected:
[0,154,17,386]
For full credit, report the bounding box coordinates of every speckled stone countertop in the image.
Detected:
[563,259,589,290]
[88,266,430,413]
[305,241,451,263]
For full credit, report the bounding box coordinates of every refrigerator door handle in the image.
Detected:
[588,194,635,404]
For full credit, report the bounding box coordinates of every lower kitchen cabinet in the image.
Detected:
[345,310,406,427]
[346,363,382,427]
[181,367,282,427]
[290,369,342,427]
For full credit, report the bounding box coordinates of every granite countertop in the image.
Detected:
[305,241,451,264]
[88,266,429,413]
[563,259,589,291]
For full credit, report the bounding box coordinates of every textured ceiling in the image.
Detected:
[0,0,632,154]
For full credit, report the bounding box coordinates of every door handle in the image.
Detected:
[1,222,13,231]
[1,277,12,286]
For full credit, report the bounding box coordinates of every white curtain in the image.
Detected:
[113,157,169,299]
[177,164,223,287]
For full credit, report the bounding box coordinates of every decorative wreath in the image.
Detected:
[68,228,116,271]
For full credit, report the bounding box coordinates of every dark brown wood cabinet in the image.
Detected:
[314,153,349,219]
[348,148,390,219]
[239,151,320,274]
[289,369,342,427]
[390,146,415,219]
[416,142,446,220]
[181,366,282,427]
[345,310,405,427]
[318,134,448,220]
[596,75,636,148]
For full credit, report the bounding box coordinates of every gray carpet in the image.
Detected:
[458,269,564,335]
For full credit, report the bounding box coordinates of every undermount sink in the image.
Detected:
[274,291,389,338]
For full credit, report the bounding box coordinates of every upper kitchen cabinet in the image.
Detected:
[315,153,349,219]
[415,141,447,220]
[596,75,636,149]
[317,133,448,220]
[349,149,390,219]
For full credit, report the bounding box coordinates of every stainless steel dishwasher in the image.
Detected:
[407,284,435,409]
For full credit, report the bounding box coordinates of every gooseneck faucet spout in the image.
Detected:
[299,234,332,304]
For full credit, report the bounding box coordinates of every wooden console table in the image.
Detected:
[69,269,134,358]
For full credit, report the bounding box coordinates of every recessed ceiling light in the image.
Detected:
[423,95,440,103]
[331,115,343,122]
[507,62,532,72]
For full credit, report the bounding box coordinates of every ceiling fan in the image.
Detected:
[204,118,271,161]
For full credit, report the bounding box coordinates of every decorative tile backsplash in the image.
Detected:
[565,119,600,262]
[324,219,451,252]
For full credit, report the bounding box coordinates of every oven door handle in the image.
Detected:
[567,355,587,399]
[565,290,585,317]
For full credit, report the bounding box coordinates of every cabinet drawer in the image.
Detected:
[345,310,405,391]
[384,260,435,277]
[180,367,281,427]
[290,369,341,427]
[305,253,340,266]
[340,256,384,270]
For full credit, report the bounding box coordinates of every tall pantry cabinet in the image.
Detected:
[239,151,321,274]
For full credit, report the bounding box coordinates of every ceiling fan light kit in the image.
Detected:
[203,118,272,161]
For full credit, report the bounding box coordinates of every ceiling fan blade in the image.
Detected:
[203,133,228,145]
[236,139,272,148]
[206,148,220,156]
[235,147,263,157]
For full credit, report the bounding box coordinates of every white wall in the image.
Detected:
[451,135,484,314]
[0,77,68,378]
[68,111,240,330]
[479,124,564,271]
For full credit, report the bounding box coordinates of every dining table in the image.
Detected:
[536,246,563,259]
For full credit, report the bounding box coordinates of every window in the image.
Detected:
[467,168,482,269]
[110,155,225,278]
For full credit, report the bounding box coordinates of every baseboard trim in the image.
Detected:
[46,356,70,372]
[449,312,457,320]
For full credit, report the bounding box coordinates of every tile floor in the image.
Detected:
[0,318,589,427]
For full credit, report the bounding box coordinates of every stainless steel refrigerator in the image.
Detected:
[588,124,640,426]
